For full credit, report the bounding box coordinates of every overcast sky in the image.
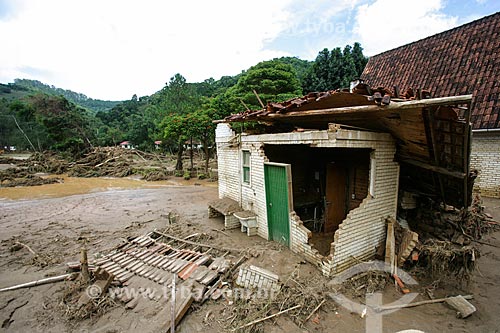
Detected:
[0,0,498,100]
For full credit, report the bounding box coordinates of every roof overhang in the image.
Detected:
[218,93,475,207]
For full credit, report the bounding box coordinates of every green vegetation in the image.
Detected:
[302,42,367,93]
[12,79,120,112]
[0,43,367,170]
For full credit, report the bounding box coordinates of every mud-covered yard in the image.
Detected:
[0,182,500,333]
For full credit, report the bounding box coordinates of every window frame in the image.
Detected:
[242,150,251,184]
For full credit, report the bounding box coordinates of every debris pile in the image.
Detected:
[333,270,389,299]
[18,151,68,174]
[60,269,117,321]
[221,270,329,331]
[0,171,63,187]
[0,152,66,187]
[401,194,498,284]
[418,240,478,283]
[0,147,173,187]
[67,147,169,179]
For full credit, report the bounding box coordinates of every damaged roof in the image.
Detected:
[218,87,474,208]
[361,12,500,130]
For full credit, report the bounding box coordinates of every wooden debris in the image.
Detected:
[77,268,114,307]
[445,295,476,318]
[201,255,247,303]
[170,274,176,333]
[208,257,232,273]
[376,294,473,312]
[0,273,77,292]
[152,230,239,253]
[164,286,194,333]
[15,241,37,256]
[385,218,396,274]
[80,247,90,284]
[232,304,302,331]
[303,299,326,324]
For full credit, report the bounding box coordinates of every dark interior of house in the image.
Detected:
[264,144,371,256]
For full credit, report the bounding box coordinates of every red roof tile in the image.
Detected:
[361,12,500,129]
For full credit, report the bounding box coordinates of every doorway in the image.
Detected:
[264,163,292,247]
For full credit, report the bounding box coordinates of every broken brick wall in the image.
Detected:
[288,133,399,276]
[215,124,399,276]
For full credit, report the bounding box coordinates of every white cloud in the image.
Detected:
[354,0,458,56]
[0,0,295,100]
[279,0,362,59]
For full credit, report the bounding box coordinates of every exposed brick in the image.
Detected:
[216,124,398,277]
[470,134,500,198]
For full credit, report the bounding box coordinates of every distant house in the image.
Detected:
[119,141,134,149]
[361,12,500,198]
[183,140,202,150]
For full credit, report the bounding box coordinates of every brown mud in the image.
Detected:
[0,181,499,332]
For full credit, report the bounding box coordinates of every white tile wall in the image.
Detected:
[216,124,399,276]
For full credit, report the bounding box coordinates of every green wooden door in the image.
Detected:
[264,164,291,247]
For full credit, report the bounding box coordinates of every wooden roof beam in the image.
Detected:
[266,95,473,118]
[399,158,466,179]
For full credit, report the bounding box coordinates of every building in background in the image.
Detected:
[361,12,500,198]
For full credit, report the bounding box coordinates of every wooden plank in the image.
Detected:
[266,95,473,118]
[385,219,395,275]
[399,158,466,178]
[200,270,218,285]
[163,257,176,267]
[163,287,194,333]
[153,230,240,253]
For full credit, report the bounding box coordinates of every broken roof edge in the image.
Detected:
[214,94,473,124]
[269,94,472,118]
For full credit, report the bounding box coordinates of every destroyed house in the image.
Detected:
[361,12,500,198]
[212,89,475,276]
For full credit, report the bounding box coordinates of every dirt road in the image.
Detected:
[0,183,499,332]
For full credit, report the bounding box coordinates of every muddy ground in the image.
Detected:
[0,181,499,333]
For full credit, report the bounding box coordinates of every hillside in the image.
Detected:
[0,79,121,113]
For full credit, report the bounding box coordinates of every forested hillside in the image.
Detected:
[0,43,367,168]
[9,79,121,112]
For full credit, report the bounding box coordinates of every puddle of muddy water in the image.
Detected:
[0,175,217,200]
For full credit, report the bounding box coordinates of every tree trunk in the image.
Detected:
[203,141,210,175]
[175,141,184,171]
[189,137,194,171]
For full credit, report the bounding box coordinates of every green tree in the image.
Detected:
[218,60,302,116]
[302,43,368,93]
[14,94,94,156]
[157,74,202,171]
[188,106,216,174]
[273,56,312,90]
[351,42,368,77]
[161,113,191,171]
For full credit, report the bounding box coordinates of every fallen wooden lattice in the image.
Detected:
[94,231,232,286]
